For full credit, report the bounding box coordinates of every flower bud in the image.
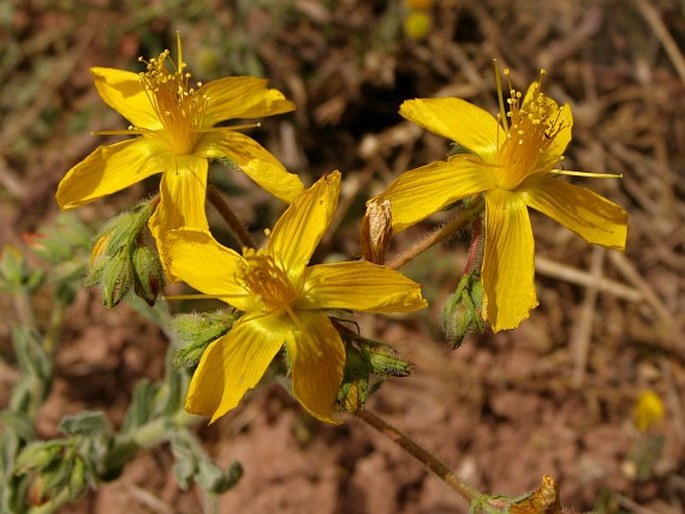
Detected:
[14,441,64,474]
[100,249,133,308]
[132,245,165,306]
[337,329,412,415]
[366,343,411,377]
[68,457,87,497]
[360,199,393,264]
[172,310,238,368]
[442,272,485,348]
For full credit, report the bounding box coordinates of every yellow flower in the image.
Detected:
[56,34,303,276]
[164,171,427,423]
[372,69,628,332]
[634,389,665,432]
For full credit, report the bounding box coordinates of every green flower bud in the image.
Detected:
[132,245,164,306]
[172,310,238,369]
[14,441,64,474]
[367,344,412,377]
[68,457,88,497]
[337,328,412,415]
[100,249,133,308]
[442,271,485,348]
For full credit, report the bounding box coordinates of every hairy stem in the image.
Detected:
[355,408,480,503]
[206,184,256,249]
[386,198,484,270]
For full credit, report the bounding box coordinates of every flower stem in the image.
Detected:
[355,408,480,503]
[206,183,256,249]
[386,198,484,270]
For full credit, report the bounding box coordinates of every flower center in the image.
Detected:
[495,69,564,190]
[239,248,297,313]
[138,41,208,155]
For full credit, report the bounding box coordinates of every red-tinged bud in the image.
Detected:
[132,245,164,306]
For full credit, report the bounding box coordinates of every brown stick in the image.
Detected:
[355,408,480,503]
[206,183,257,249]
[386,199,484,270]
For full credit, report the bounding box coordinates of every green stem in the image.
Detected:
[355,408,480,503]
[14,289,36,329]
[206,184,256,249]
[105,409,196,472]
[386,199,484,270]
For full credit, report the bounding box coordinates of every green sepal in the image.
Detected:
[171,310,238,369]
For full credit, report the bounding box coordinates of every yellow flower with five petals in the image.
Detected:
[372,70,628,332]
[56,35,303,277]
[164,171,427,423]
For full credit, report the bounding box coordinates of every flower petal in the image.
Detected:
[91,67,161,130]
[269,171,340,281]
[196,130,303,203]
[185,313,286,423]
[521,177,627,250]
[400,98,502,162]
[148,154,209,247]
[163,227,252,310]
[373,157,493,232]
[56,139,164,209]
[200,76,295,127]
[300,261,427,313]
[481,189,538,332]
[286,311,345,424]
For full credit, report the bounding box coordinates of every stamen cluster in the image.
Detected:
[138,50,208,154]
[496,73,564,189]
[239,248,297,312]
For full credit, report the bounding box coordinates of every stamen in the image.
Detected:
[92,129,140,136]
[165,292,245,301]
[240,249,297,312]
[493,59,509,133]
[196,122,261,133]
[551,169,623,179]
[176,31,183,75]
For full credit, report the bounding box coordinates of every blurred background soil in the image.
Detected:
[1,0,684,512]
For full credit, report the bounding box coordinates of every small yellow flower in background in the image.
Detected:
[164,171,427,423]
[56,34,303,277]
[403,0,434,40]
[634,389,665,432]
[372,68,628,332]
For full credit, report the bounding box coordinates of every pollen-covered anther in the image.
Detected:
[135,48,208,155]
[240,249,297,312]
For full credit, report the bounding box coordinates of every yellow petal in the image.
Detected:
[286,311,345,424]
[400,98,502,162]
[185,313,286,423]
[521,177,627,250]
[373,157,493,232]
[163,228,252,310]
[196,130,304,203]
[91,67,161,130]
[200,76,295,127]
[56,139,164,209]
[148,155,209,248]
[481,189,538,332]
[269,171,340,281]
[300,261,427,313]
